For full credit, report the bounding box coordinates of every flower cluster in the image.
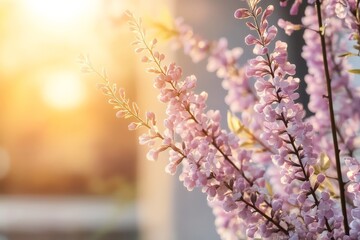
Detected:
[86,0,360,239]
[235,3,343,238]
[345,157,360,239]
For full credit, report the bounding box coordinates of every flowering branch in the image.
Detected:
[85,0,360,238]
[235,1,337,237]
[127,10,298,239]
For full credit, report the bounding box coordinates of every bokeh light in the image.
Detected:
[41,71,86,109]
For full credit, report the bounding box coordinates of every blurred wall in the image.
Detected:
[136,1,175,240]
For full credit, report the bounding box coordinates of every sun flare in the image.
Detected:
[19,0,99,29]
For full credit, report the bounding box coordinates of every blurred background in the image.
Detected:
[0,0,141,239]
[0,0,305,240]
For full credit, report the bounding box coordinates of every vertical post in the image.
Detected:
[135,0,175,240]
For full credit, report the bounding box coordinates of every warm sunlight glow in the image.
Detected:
[20,0,99,29]
[42,72,86,110]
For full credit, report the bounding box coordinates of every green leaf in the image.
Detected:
[338,52,356,58]
[314,153,331,174]
[354,45,360,51]
[227,111,255,139]
[320,153,331,171]
[320,25,326,35]
[348,69,360,74]
[227,111,241,133]
[265,181,273,196]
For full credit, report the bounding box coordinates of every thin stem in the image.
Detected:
[240,197,289,235]
[315,0,349,235]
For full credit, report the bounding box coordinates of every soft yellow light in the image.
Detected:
[20,0,99,29]
[42,72,86,110]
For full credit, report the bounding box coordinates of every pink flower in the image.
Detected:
[277,18,302,36]
[234,8,251,19]
[290,0,302,15]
